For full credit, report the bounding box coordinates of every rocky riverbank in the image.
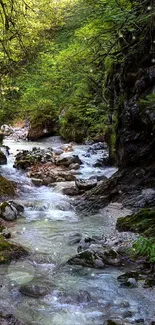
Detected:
[0,134,155,324]
[0,200,28,263]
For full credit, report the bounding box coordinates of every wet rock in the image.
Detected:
[56,154,82,167]
[19,282,50,298]
[0,201,24,221]
[123,310,135,318]
[62,185,83,196]
[27,120,58,140]
[69,163,80,170]
[89,244,121,266]
[53,148,64,155]
[57,171,76,182]
[1,145,10,155]
[0,176,15,198]
[31,178,44,186]
[89,142,107,151]
[135,319,145,324]
[106,320,124,325]
[85,140,94,145]
[117,271,140,283]
[97,175,107,181]
[117,301,130,308]
[68,249,105,268]
[57,289,92,304]
[1,228,11,239]
[68,242,123,268]
[75,178,97,191]
[9,201,24,213]
[0,313,25,325]
[77,237,96,252]
[0,149,7,164]
[68,233,83,245]
[120,277,138,288]
[7,126,28,141]
[29,163,76,185]
[143,277,155,288]
[60,143,74,152]
[0,201,17,221]
[14,148,54,170]
[0,234,28,264]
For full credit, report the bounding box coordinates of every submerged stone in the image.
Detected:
[19,282,51,298]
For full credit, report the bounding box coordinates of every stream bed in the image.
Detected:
[0,136,155,325]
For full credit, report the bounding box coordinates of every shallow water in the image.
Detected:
[0,137,155,325]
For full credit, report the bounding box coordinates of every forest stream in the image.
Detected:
[0,136,155,325]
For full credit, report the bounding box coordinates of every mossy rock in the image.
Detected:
[143,277,155,288]
[0,220,11,239]
[0,223,5,233]
[0,150,7,165]
[0,133,3,143]
[0,176,15,198]
[15,159,32,170]
[116,208,155,237]
[0,235,28,264]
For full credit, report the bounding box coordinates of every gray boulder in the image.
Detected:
[56,154,82,167]
[0,201,24,221]
[68,244,122,268]
[120,277,138,288]
[75,178,97,191]
[68,249,105,268]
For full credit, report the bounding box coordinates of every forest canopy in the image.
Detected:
[0,0,154,142]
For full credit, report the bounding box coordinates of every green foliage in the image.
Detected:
[0,0,154,142]
[140,94,155,111]
[133,236,155,263]
[28,99,58,126]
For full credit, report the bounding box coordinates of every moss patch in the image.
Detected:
[0,223,5,233]
[116,208,155,238]
[0,234,28,264]
[0,176,15,198]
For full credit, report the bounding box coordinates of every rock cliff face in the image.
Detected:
[108,25,155,168]
[79,12,155,212]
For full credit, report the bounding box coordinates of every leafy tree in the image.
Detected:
[0,0,154,144]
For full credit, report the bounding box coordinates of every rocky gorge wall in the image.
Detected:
[79,7,155,212]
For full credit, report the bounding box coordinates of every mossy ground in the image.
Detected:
[0,176,15,198]
[116,208,155,238]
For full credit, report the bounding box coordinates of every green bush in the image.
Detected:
[133,236,155,263]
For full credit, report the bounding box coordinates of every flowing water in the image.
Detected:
[0,137,155,325]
